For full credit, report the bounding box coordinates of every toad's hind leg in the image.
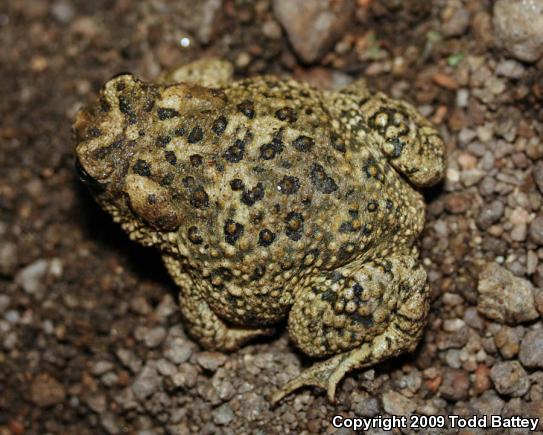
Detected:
[271,255,429,404]
[163,255,273,351]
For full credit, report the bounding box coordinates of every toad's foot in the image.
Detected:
[271,351,352,404]
[271,325,421,404]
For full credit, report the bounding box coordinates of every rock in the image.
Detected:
[156,359,177,377]
[273,0,355,63]
[170,363,199,389]
[470,390,505,417]
[85,393,107,414]
[352,394,380,417]
[212,403,234,425]
[15,259,49,296]
[0,294,10,313]
[51,1,75,23]
[132,363,160,400]
[529,216,543,245]
[493,0,543,62]
[534,287,543,316]
[381,391,416,416]
[0,242,17,276]
[164,336,193,365]
[519,330,543,368]
[474,364,492,395]
[144,326,167,348]
[115,348,142,373]
[196,352,227,372]
[445,193,469,214]
[534,161,543,195]
[91,360,114,376]
[262,20,283,40]
[495,59,525,79]
[101,413,120,435]
[490,361,530,397]
[477,263,539,324]
[442,8,470,37]
[495,327,521,359]
[476,200,504,229]
[31,373,66,407]
[440,368,469,401]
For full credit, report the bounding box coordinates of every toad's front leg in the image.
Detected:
[271,255,429,404]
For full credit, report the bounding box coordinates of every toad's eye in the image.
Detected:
[75,158,105,192]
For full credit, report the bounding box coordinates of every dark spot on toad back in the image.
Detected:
[190,187,209,209]
[258,229,275,246]
[224,139,245,163]
[182,176,195,188]
[160,173,175,186]
[237,100,255,119]
[157,107,179,120]
[100,98,111,113]
[87,127,102,138]
[164,150,177,165]
[188,126,204,144]
[188,226,203,244]
[189,154,203,167]
[143,98,155,112]
[241,182,264,206]
[118,95,133,115]
[133,159,151,177]
[367,200,379,212]
[259,139,283,160]
[330,133,346,153]
[292,135,314,152]
[212,116,228,136]
[224,220,244,245]
[285,212,304,241]
[310,163,338,194]
[174,127,185,137]
[275,107,297,123]
[230,179,244,191]
[156,135,171,147]
[278,176,300,195]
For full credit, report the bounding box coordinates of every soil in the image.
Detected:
[1,0,543,434]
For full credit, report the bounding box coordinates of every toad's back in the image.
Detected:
[160,77,425,324]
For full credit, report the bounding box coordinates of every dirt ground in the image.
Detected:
[1,0,543,434]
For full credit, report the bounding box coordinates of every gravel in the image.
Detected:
[3,1,543,432]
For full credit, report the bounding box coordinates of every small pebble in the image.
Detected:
[382,391,416,415]
[440,368,469,400]
[197,352,227,372]
[213,403,234,425]
[519,330,543,368]
[31,373,66,407]
[490,361,530,397]
[477,262,539,324]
